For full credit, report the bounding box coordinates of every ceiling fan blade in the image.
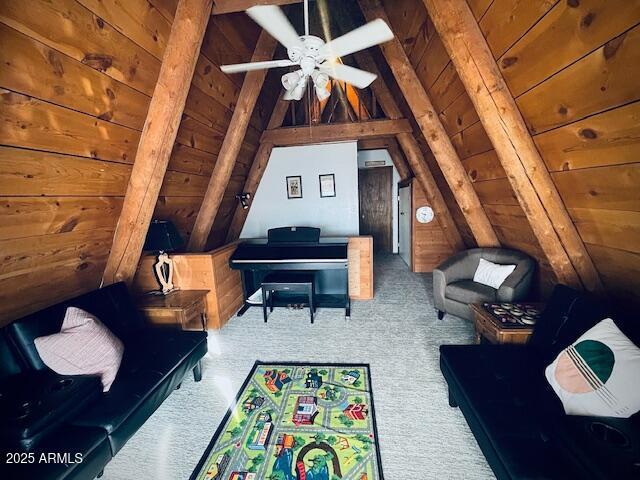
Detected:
[319,63,377,89]
[320,19,394,60]
[246,6,303,51]
[220,59,295,74]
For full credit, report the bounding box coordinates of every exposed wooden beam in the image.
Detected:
[102,0,212,286]
[319,91,330,117]
[225,94,290,242]
[357,137,396,150]
[345,83,371,121]
[333,81,353,123]
[359,0,499,248]
[261,118,412,146]
[343,83,358,122]
[302,89,310,125]
[371,90,378,117]
[188,30,278,252]
[310,95,321,124]
[266,94,292,131]
[212,0,301,15]
[387,142,412,182]
[322,84,341,123]
[422,0,601,292]
[354,50,464,251]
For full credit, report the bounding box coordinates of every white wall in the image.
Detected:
[241,142,360,238]
[357,149,400,253]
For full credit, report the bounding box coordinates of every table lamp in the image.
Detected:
[143,220,184,295]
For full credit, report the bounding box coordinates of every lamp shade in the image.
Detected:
[143,220,183,252]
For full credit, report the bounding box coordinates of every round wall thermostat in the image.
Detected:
[416,206,434,224]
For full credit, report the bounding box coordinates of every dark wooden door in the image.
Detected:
[358,167,393,252]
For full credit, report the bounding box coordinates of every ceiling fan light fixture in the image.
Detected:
[284,78,307,101]
[315,85,331,102]
[282,70,303,91]
[311,71,330,90]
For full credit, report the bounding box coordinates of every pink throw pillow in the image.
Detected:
[34,307,124,392]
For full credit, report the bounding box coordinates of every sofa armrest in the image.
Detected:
[433,250,481,311]
[432,269,447,311]
[497,259,535,302]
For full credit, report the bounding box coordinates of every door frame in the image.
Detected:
[398,180,412,268]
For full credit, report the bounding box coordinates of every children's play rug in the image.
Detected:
[191,362,383,480]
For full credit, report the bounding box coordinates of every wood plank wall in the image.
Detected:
[411,182,455,272]
[0,0,276,324]
[382,0,640,303]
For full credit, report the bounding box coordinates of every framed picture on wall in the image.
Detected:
[286,175,303,199]
[319,173,336,198]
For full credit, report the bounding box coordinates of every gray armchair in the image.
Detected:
[433,248,535,321]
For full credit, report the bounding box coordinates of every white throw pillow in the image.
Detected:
[545,318,640,418]
[35,307,124,392]
[473,258,516,289]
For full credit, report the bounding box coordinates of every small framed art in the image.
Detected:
[286,175,303,199]
[319,173,336,198]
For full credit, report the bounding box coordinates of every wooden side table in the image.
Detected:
[137,290,209,331]
[471,303,543,345]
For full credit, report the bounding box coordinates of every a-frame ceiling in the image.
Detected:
[2,0,638,324]
[201,0,638,304]
[104,0,640,302]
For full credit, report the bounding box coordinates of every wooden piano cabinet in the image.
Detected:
[132,243,243,330]
[348,236,374,300]
[134,237,374,328]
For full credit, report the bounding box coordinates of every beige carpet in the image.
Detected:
[102,254,494,479]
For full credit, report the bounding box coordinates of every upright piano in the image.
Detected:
[229,227,350,318]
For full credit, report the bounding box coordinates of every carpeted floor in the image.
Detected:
[102,254,495,479]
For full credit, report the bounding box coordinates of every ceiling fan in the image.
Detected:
[220,0,394,101]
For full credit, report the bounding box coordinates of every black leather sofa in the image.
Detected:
[0,282,207,480]
[440,285,640,479]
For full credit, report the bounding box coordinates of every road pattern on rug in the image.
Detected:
[192,362,382,480]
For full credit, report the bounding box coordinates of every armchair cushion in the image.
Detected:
[473,258,516,289]
[446,280,496,304]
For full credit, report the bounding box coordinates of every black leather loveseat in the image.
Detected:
[0,282,207,480]
[440,285,640,479]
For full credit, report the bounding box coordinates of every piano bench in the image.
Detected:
[261,272,316,323]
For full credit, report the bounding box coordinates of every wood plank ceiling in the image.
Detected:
[1,0,638,324]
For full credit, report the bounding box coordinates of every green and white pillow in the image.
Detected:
[545,318,640,418]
